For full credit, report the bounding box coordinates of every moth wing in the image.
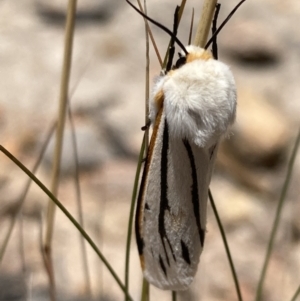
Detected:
[136,108,217,291]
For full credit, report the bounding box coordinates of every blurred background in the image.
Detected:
[0,0,299,300]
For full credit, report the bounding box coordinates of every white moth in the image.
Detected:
[135,45,237,291]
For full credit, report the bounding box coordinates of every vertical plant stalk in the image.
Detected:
[43,0,77,299]
[143,0,150,158]
[142,0,150,298]
[141,278,150,301]
[68,105,92,297]
[141,0,150,297]
[209,189,243,301]
[138,0,150,155]
[255,128,300,301]
[124,135,146,301]
[136,0,162,67]
[18,212,28,299]
[172,291,177,301]
[193,0,217,47]
[290,285,300,301]
[188,8,195,45]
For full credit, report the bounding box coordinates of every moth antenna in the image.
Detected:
[211,3,221,60]
[205,0,246,49]
[188,8,194,45]
[126,0,188,55]
[166,6,180,72]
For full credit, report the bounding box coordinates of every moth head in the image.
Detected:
[174,46,213,70]
[174,53,187,69]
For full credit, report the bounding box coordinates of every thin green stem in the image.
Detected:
[136,0,162,67]
[68,105,92,297]
[255,128,300,301]
[172,291,177,301]
[143,0,150,153]
[290,285,300,301]
[0,145,134,301]
[209,189,243,301]
[140,278,149,301]
[124,134,146,301]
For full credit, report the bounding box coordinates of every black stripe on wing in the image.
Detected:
[181,239,191,265]
[183,139,205,247]
[158,119,176,275]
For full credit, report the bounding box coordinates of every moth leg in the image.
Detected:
[141,119,151,131]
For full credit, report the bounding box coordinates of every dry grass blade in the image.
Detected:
[255,128,300,301]
[209,189,243,301]
[67,105,92,297]
[290,285,300,301]
[188,8,194,45]
[136,0,162,66]
[124,135,146,301]
[43,1,78,299]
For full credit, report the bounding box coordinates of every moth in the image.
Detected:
[127,0,242,291]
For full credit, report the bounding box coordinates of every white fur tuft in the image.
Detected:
[150,46,236,148]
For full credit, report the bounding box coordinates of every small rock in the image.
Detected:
[221,21,282,67]
[43,124,106,175]
[210,178,265,227]
[35,0,119,25]
[0,274,26,301]
[224,89,291,168]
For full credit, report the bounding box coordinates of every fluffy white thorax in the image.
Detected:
[149,45,236,148]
